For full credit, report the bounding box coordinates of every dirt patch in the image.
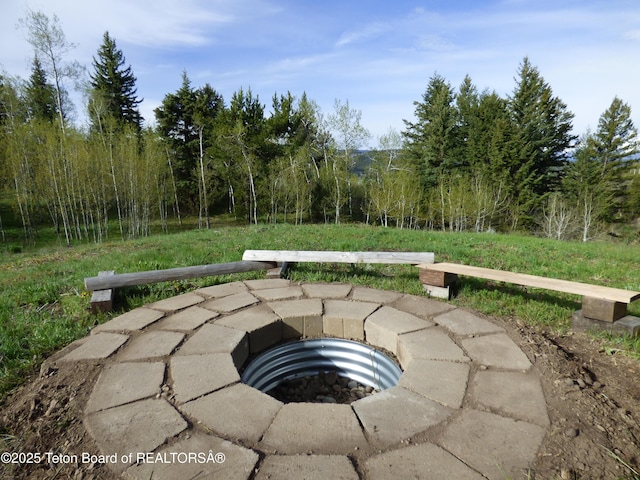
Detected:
[1,323,639,479]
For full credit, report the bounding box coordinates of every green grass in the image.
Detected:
[1,222,639,400]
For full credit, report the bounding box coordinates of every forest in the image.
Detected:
[1,10,639,245]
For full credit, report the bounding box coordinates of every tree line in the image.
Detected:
[1,10,639,245]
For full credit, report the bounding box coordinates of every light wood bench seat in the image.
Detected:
[417,262,640,330]
[243,250,435,265]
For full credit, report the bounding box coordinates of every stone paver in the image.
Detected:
[146,292,204,312]
[397,327,468,368]
[118,330,184,360]
[84,399,187,474]
[462,333,532,370]
[125,433,259,480]
[86,362,164,413]
[256,455,359,480]
[353,386,453,448]
[260,403,367,454]
[182,383,282,443]
[364,306,432,355]
[365,443,484,480]
[59,332,129,361]
[323,300,379,340]
[268,298,323,338]
[202,291,259,313]
[176,323,248,367]
[471,370,549,426]
[434,308,505,335]
[74,281,550,479]
[398,359,470,408]
[440,409,546,480]
[170,353,240,403]
[302,283,352,299]
[156,305,219,331]
[92,308,164,333]
[216,304,282,353]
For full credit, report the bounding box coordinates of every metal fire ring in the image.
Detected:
[241,338,402,393]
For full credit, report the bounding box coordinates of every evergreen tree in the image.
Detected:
[89,31,142,130]
[24,57,58,122]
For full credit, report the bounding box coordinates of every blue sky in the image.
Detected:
[2,0,640,147]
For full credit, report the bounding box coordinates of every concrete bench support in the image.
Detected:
[90,271,115,314]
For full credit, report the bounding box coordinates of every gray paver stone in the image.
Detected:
[146,292,204,312]
[181,383,282,443]
[398,359,470,408]
[176,323,248,368]
[86,362,165,413]
[84,398,187,474]
[435,309,505,335]
[462,333,532,370]
[472,370,549,426]
[125,433,259,480]
[202,291,259,313]
[351,286,403,304]
[92,308,164,334]
[323,300,379,340]
[256,455,359,480]
[301,283,352,299]
[196,281,248,298]
[364,306,432,355]
[365,443,484,480]
[260,403,367,454]
[118,330,184,360]
[391,294,454,319]
[353,386,453,448]
[397,327,468,368]
[59,332,129,361]
[268,299,323,338]
[171,353,240,404]
[156,305,219,331]
[216,304,282,353]
[245,278,291,290]
[253,286,304,301]
[441,409,547,480]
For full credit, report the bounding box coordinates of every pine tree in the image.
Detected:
[24,57,58,122]
[89,31,142,130]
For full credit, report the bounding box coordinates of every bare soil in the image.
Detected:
[0,321,638,480]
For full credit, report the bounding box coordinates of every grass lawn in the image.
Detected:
[1,222,639,400]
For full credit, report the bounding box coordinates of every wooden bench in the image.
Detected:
[417,262,640,335]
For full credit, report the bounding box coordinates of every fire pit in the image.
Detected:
[241,338,402,404]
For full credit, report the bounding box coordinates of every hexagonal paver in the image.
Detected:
[302,283,353,299]
[365,443,484,480]
[170,353,240,404]
[125,433,259,480]
[323,300,379,340]
[364,306,432,354]
[391,294,454,319]
[351,286,403,304]
[260,403,367,454]
[398,359,470,408]
[156,305,219,331]
[245,278,291,290]
[353,386,453,448]
[146,292,204,312]
[118,330,184,360]
[59,332,129,361]
[216,304,282,353]
[440,409,546,480]
[181,383,283,443]
[176,323,248,368]
[268,298,324,338]
[256,455,359,480]
[202,291,259,313]
[461,333,532,370]
[434,309,505,336]
[396,327,468,368]
[92,308,164,333]
[253,286,304,301]
[196,281,248,298]
[84,398,187,474]
[86,362,165,413]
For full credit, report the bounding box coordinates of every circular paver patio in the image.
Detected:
[56,279,550,479]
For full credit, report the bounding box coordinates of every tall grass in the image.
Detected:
[1,223,639,400]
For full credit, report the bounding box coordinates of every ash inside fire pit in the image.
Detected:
[267,370,379,404]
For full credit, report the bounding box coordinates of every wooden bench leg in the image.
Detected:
[90,271,115,314]
[418,268,458,299]
[581,297,627,322]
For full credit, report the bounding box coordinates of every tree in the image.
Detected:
[89,31,142,131]
[507,57,576,228]
[403,73,458,187]
[24,57,58,122]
